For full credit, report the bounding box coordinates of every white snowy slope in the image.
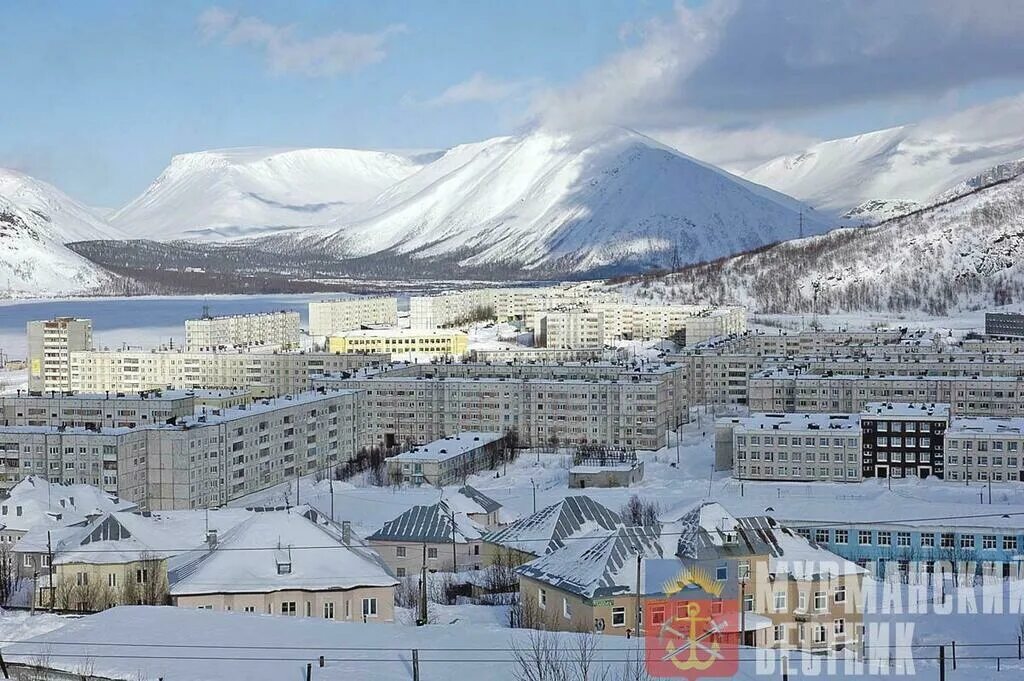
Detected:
[644,173,1024,314]
[0,169,119,297]
[305,126,825,272]
[110,147,424,241]
[744,117,1024,216]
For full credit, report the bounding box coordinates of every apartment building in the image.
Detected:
[468,347,607,363]
[945,416,1024,483]
[718,413,863,483]
[185,310,300,351]
[69,349,388,397]
[536,310,604,349]
[860,402,948,479]
[748,369,1024,417]
[385,432,505,486]
[0,389,249,429]
[327,328,468,359]
[28,317,93,392]
[985,312,1024,339]
[316,361,686,451]
[409,285,622,330]
[308,297,398,337]
[0,388,362,509]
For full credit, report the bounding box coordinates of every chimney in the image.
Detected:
[341,521,351,545]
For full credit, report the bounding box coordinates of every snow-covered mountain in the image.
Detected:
[744,117,1024,217]
[0,169,118,296]
[110,147,424,241]
[635,173,1024,315]
[277,127,826,274]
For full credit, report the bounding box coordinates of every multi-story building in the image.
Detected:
[409,285,623,330]
[748,369,1024,417]
[718,413,863,483]
[27,317,93,393]
[0,389,249,429]
[945,416,1024,483]
[385,432,505,486]
[308,297,399,337]
[316,361,686,451]
[185,310,300,351]
[536,310,604,349]
[985,312,1024,339]
[69,349,388,397]
[860,402,949,480]
[0,387,362,509]
[327,329,468,359]
[468,347,608,363]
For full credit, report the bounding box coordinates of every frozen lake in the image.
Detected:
[0,293,357,359]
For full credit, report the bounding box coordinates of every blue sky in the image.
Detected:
[3,1,1024,207]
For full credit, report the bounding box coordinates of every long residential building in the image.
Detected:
[945,416,1024,483]
[0,389,250,429]
[0,387,363,510]
[28,317,93,393]
[185,310,301,351]
[315,361,686,451]
[409,285,622,329]
[718,413,863,483]
[327,328,468,359]
[308,297,399,337]
[748,369,1024,417]
[68,349,388,397]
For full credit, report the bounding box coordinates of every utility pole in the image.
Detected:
[449,507,458,572]
[739,579,746,647]
[47,531,54,612]
[418,543,428,625]
[634,553,642,635]
[531,479,537,514]
[675,415,681,466]
[330,479,335,522]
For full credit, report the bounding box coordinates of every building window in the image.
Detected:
[834,619,846,636]
[1004,536,1018,551]
[773,591,786,612]
[539,589,547,609]
[716,565,727,581]
[743,594,754,612]
[244,606,255,613]
[961,536,975,549]
[797,592,807,612]
[877,532,891,546]
[983,535,997,550]
[427,548,438,559]
[858,531,871,545]
[612,607,626,627]
[813,624,827,644]
[396,567,406,578]
[562,598,572,619]
[814,591,827,611]
[897,532,911,547]
[920,533,935,548]
[396,546,406,558]
[834,530,848,545]
[362,598,378,618]
[281,602,296,616]
[108,573,117,588]
[774,624,786,642]
[941,533,955,548]
[835,586,846,604]
[136,569,148,584]
[323,602,335,619]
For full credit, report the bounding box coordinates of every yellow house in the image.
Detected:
[328,329,468,359]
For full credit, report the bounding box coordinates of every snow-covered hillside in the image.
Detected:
[630,173,1024,315]
[111,147,424,241]
[745,119,1024,215]
[280,127,825,273]
[0,169,119,297]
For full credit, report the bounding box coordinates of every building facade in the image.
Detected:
[317,361,686,451]
[945,416,1024,483]
[28,317,93,393]
[69,349,388,397]
[327,329,468,359]
[308,297,399,337]
[860,402,948,479]
[985,312,1024,339]
[385,432,505,487]
[185,311,300,351]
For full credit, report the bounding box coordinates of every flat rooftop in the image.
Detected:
[948,416,1024,435]
[862,402,951,418]
[722,413,861,432]
[388,432,504,462]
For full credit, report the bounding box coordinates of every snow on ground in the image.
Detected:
[0,610,75,645]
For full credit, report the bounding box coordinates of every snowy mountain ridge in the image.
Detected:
[110,147,425,241]
[271,126,827,274]
[743,117,1024,217]
[630,173,1024,315]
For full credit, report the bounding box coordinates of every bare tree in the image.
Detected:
[620,495,659,527]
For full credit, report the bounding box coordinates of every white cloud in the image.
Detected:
[533,0,1024,130]
[646,125,821,171]
[197,6,404,77]
[423,73,533,108]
